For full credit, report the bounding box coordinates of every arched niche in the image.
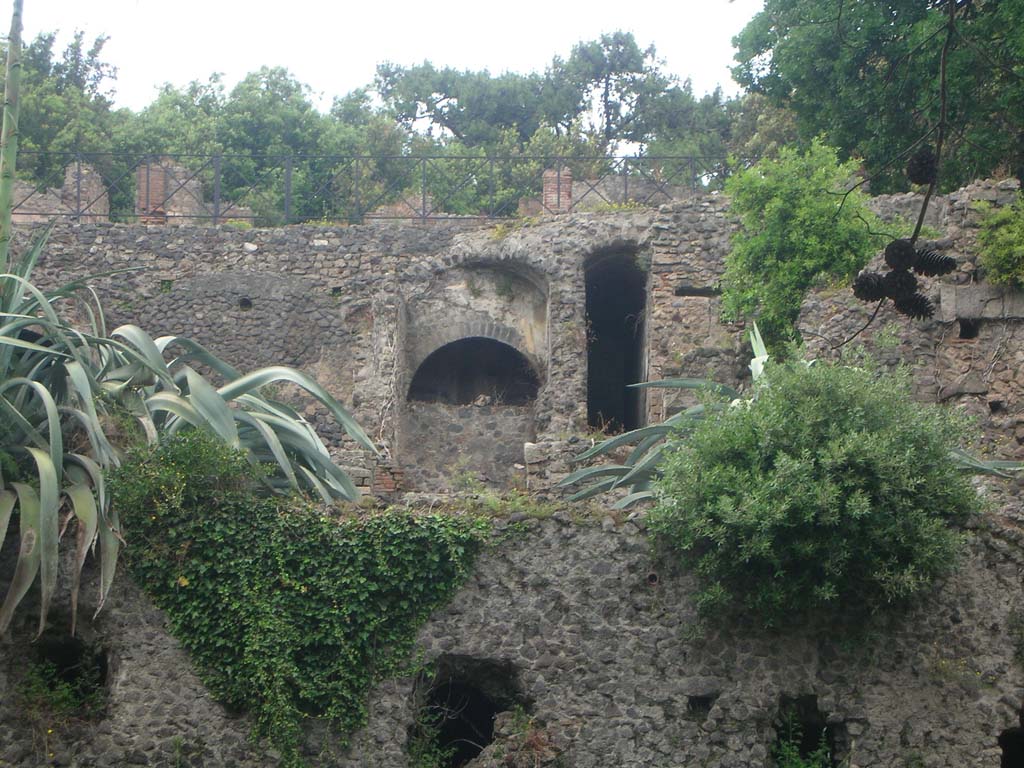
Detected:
[400,335,540,491]
[407,337,540,406]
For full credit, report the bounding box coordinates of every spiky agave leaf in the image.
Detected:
[561,324,768,508]
[914,249,957,277]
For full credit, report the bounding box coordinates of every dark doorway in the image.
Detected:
[409,656,526,768]
[585,249,647,432]
[408,338,539,405]
[423,680,499,767]
[774,695,844,767]
[1001,726,1024,767]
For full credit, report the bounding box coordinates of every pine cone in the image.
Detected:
[893,292,935,320]
[913,249,957,276]
[883,269,918,299]
[906,148,937,186]
[884,239,918,271]
[852,272,886,302]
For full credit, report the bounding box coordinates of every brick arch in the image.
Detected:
[408,320,540,379]
[407,319,544,376]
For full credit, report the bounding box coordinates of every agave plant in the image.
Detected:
[102,324,376,502]
[0,0,374,637]
[560,323,1019,508]
[0,229,376,636]
[0,227,124,635]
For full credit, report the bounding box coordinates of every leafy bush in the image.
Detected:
[722,140,884,346]
[112,431,488,766]
[977,194,1024,288]
[649,360,981,627]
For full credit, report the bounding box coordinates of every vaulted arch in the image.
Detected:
[407,337,540,406]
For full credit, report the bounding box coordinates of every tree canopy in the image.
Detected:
[732,0,1024,191]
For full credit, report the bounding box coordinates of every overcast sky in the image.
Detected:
[21,0,764,112]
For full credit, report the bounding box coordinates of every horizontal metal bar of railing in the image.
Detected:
[11,153,748,225]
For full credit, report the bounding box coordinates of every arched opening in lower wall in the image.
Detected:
[408,337,539,406]
[401,337,540,490]
[1001,726,1024,767]
[585,247,647,433]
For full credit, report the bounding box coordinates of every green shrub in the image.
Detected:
[112,432,488,766]
[722,139,884,347]
[977,194,1024,288]
[649,360,981,628]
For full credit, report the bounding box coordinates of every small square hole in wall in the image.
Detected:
[330,286,343,297]
[958,318,980,339]
[238,297,253,311]
[687,695,715,720]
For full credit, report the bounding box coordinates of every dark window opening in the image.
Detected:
[775,695,844,767]
[409,656,527,768]
[687,695,715,720]
[24,635,108,719]
[585,250,647,432]
[238,297,253,310]
[408,338,539,405]
[959,318,981,339]
[674,283,720,297]
[1001,726,1024,767]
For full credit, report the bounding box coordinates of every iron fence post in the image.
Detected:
[144,157,151,221]
[421,157,427,220]
[284,156,293,224]
[75,152,82,220]
[689,157,697,191]
[212,154,221,225]
[489,157,495,217]
[352,157,362,224]
[623,159,629,204]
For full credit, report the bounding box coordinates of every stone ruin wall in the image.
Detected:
[1,504,1021,767]
[2,179,1023,766]
[17,192,753,494]
[15,178,1024,490]
[802,178,1024,477]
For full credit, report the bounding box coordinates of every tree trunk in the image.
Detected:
[0,0,25,275]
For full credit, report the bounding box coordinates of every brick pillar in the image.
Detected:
[136,162,168,223]
[542,168,572,213]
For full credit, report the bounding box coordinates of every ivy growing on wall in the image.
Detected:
[111,432,488,766]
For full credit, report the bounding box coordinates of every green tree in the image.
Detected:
[554,31,671,148]
[649,360,981,628]
[732,0,1024,191]
[376,61,545,147]
[721,140,882,346]
[6,30,123,187]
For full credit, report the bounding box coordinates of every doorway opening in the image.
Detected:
[585,248,647,432]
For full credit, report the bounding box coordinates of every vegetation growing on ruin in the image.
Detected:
[721,140,884,347]
[112,431,488,766]
[648,359,982,628]
[977,194,1024,288]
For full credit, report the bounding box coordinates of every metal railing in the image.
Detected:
[12,152,743,226]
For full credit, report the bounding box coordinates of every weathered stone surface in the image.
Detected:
[1,178,1022,766]
[3,512,1021,767]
